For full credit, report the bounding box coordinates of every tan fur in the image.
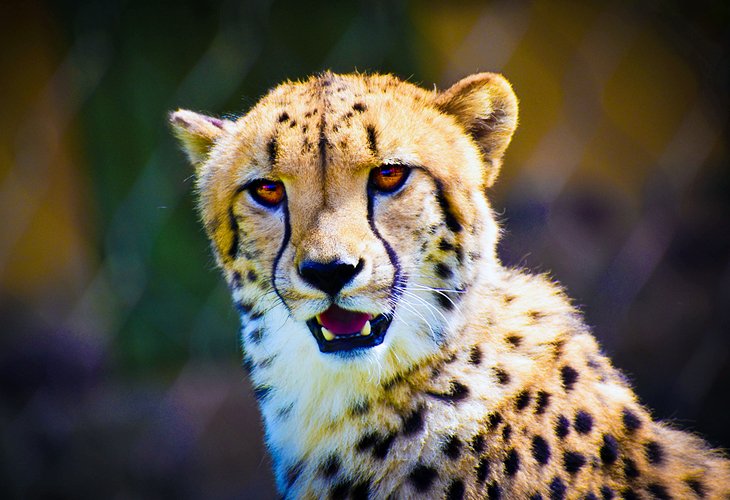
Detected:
[171,72,730,499]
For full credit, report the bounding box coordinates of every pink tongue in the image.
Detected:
[319,305,371,335]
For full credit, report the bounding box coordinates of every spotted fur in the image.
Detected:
[171,72,730,499]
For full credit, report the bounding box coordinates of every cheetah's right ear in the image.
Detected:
[169,109,233,168]
[435,73,518,187]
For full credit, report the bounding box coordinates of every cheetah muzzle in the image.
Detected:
[170,72,730,499]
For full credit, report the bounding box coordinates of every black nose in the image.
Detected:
[299,259,363,295]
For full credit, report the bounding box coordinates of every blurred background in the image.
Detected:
[1,0,728,497]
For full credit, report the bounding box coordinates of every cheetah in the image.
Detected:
[170,72,730,499]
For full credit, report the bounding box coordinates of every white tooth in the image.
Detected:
[360,321,372,336]
[321,327,335,341]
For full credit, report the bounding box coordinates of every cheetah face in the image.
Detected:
[171,73,517,369]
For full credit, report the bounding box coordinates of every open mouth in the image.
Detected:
[306,304,392,353]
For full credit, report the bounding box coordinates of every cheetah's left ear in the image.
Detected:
[435,73,518,187]
[169,109,233,169]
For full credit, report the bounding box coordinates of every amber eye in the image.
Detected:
[248,179,286,207]
[369,164,410,193]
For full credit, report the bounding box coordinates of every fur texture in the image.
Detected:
[171,72,730,499]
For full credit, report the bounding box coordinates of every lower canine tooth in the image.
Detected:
[360,321,372,336]
[321,327,335,341]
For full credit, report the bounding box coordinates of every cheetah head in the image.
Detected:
[170,73,517,387]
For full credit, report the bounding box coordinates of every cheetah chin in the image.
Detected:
[306,305,392,353]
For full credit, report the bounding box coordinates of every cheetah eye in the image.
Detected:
[369,164,410,194]
[247,179,286,208]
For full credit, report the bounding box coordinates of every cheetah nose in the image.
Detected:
[298,259,364,296]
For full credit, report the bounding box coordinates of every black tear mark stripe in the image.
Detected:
[227,185,248,260]
[367,187,404,308]
[271,202,292,313]
[433,178,463,232]
[228,206,240,259]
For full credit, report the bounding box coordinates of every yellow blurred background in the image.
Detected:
[1,0,728,497]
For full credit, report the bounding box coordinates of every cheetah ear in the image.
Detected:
[435,73,518,186]
[169,109,232,168]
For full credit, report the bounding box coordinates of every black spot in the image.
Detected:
[624,458,640,478]
[356,432,378,451]
[494,368,510,385]
[319,131,328,168]
[382,373,404,391]
[236,301,253,316]
[563,451,586,474]
[249,328,264,344]
[373,433,396,459]
[502,425,512,441]
[435,262,453,279]
[647,483,671,500]
[366,125,378,155]
[330,480,352,499]
[645,441,665,465]
[471,433,485,454]
[574,410,594,434]
[476,457,490,483]
[427,380,469,403]
[516,391,532,410]
[454,244,465,263]
[549,477,567,500]
[231,271,242,287]
[504,448,520,476]
[434,180,463,232]
[555,415,570,438]
[320,455,340,477]
[469,345,482,365]
[622,408,642,433]
[684,478,704,497]
[246,269,258,282]
[402,406,425,435]
[409,464,438,492]
[349,399,370,416]
[249,309,264,320]
[353,102,366,112]
[435,291,456,310]
[535,391,551,414]
[443,435,462,459]
[253,385,271,402]
[487,482,502,499]
[600,485,614,500]
[439,239,455,252]
[532,435,551,465]
[242,356,253,375]
[488,412,503,428]
[267,136,278,164]
[551,339,565,359]
[622,489,639,500]
[278,112,289,122]
[530,495,544,500]
[446,479,465,500]
[528,310,546,321]
[560,366,579,391]
[506,335,522,347]
[286,461,303,487]
[585,494,598,500]
[351,479,371,500]
[600,434,619,465]
[289,120,297,127]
